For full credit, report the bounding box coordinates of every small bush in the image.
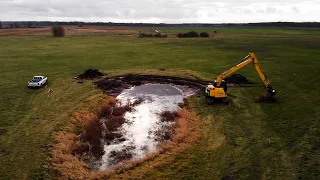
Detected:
[200,32,209,37]
[177,31,199,38]
[139,33,147,38]
[187,31,199,37]
[154,33,162,38]
[51,26,65,37]
[139,33,167,38]
[146,34,154,37]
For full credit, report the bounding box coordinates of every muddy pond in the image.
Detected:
[95,84,196,170]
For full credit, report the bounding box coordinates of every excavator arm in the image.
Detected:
[216,53,276,97]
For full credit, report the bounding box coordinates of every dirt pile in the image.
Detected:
[224,74,253,84]
[76,69,106,79]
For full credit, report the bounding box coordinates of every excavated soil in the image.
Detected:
[95,74,253,96]
[95,74,208,96]
[224,74,253,84]
[76,69,106,79]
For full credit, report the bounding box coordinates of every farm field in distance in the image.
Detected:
[0,26,319,179]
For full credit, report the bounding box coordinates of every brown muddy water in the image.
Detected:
[95,84,196,170]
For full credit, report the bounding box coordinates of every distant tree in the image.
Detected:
[78,22,84,27]
[14,22,21,28]
[188,31,199,37]
[26,22,33,28]
[200,32,209,37]
[177,31,199,38]
[139,32,147,38]
[154,33,162,38]
[51,26,65,37]
[146,34,153,37]
[0,21,2,29]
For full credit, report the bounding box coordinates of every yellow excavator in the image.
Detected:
[205,53,276,104]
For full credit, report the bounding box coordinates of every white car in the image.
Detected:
[28,76,48,88]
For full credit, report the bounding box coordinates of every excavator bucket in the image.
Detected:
[254,86,277,103]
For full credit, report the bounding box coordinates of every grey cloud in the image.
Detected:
[267,7,278,14]
[0,0,318,23]
[292,6,300,13]
[32,7,50,13]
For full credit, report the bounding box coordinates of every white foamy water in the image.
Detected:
[99,84,195,170]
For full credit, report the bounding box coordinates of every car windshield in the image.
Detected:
[31,78,41,82]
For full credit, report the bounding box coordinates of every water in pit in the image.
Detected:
[99,84,195,170]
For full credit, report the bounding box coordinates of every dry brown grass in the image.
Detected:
[0,28,50,36]
[51,96,200,179]
[71,111,98,130]
[51,132,89,179]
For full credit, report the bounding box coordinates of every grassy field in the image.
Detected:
[0,27,319,179]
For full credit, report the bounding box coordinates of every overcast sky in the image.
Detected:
[0,0,319,23]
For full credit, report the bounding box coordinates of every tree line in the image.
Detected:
[0,21,319,29]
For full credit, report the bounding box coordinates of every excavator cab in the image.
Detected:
[205,80,229,105]
[214,80,227,92]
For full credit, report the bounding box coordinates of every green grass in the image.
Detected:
[154,27,320,35]
[0,29,319,179]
